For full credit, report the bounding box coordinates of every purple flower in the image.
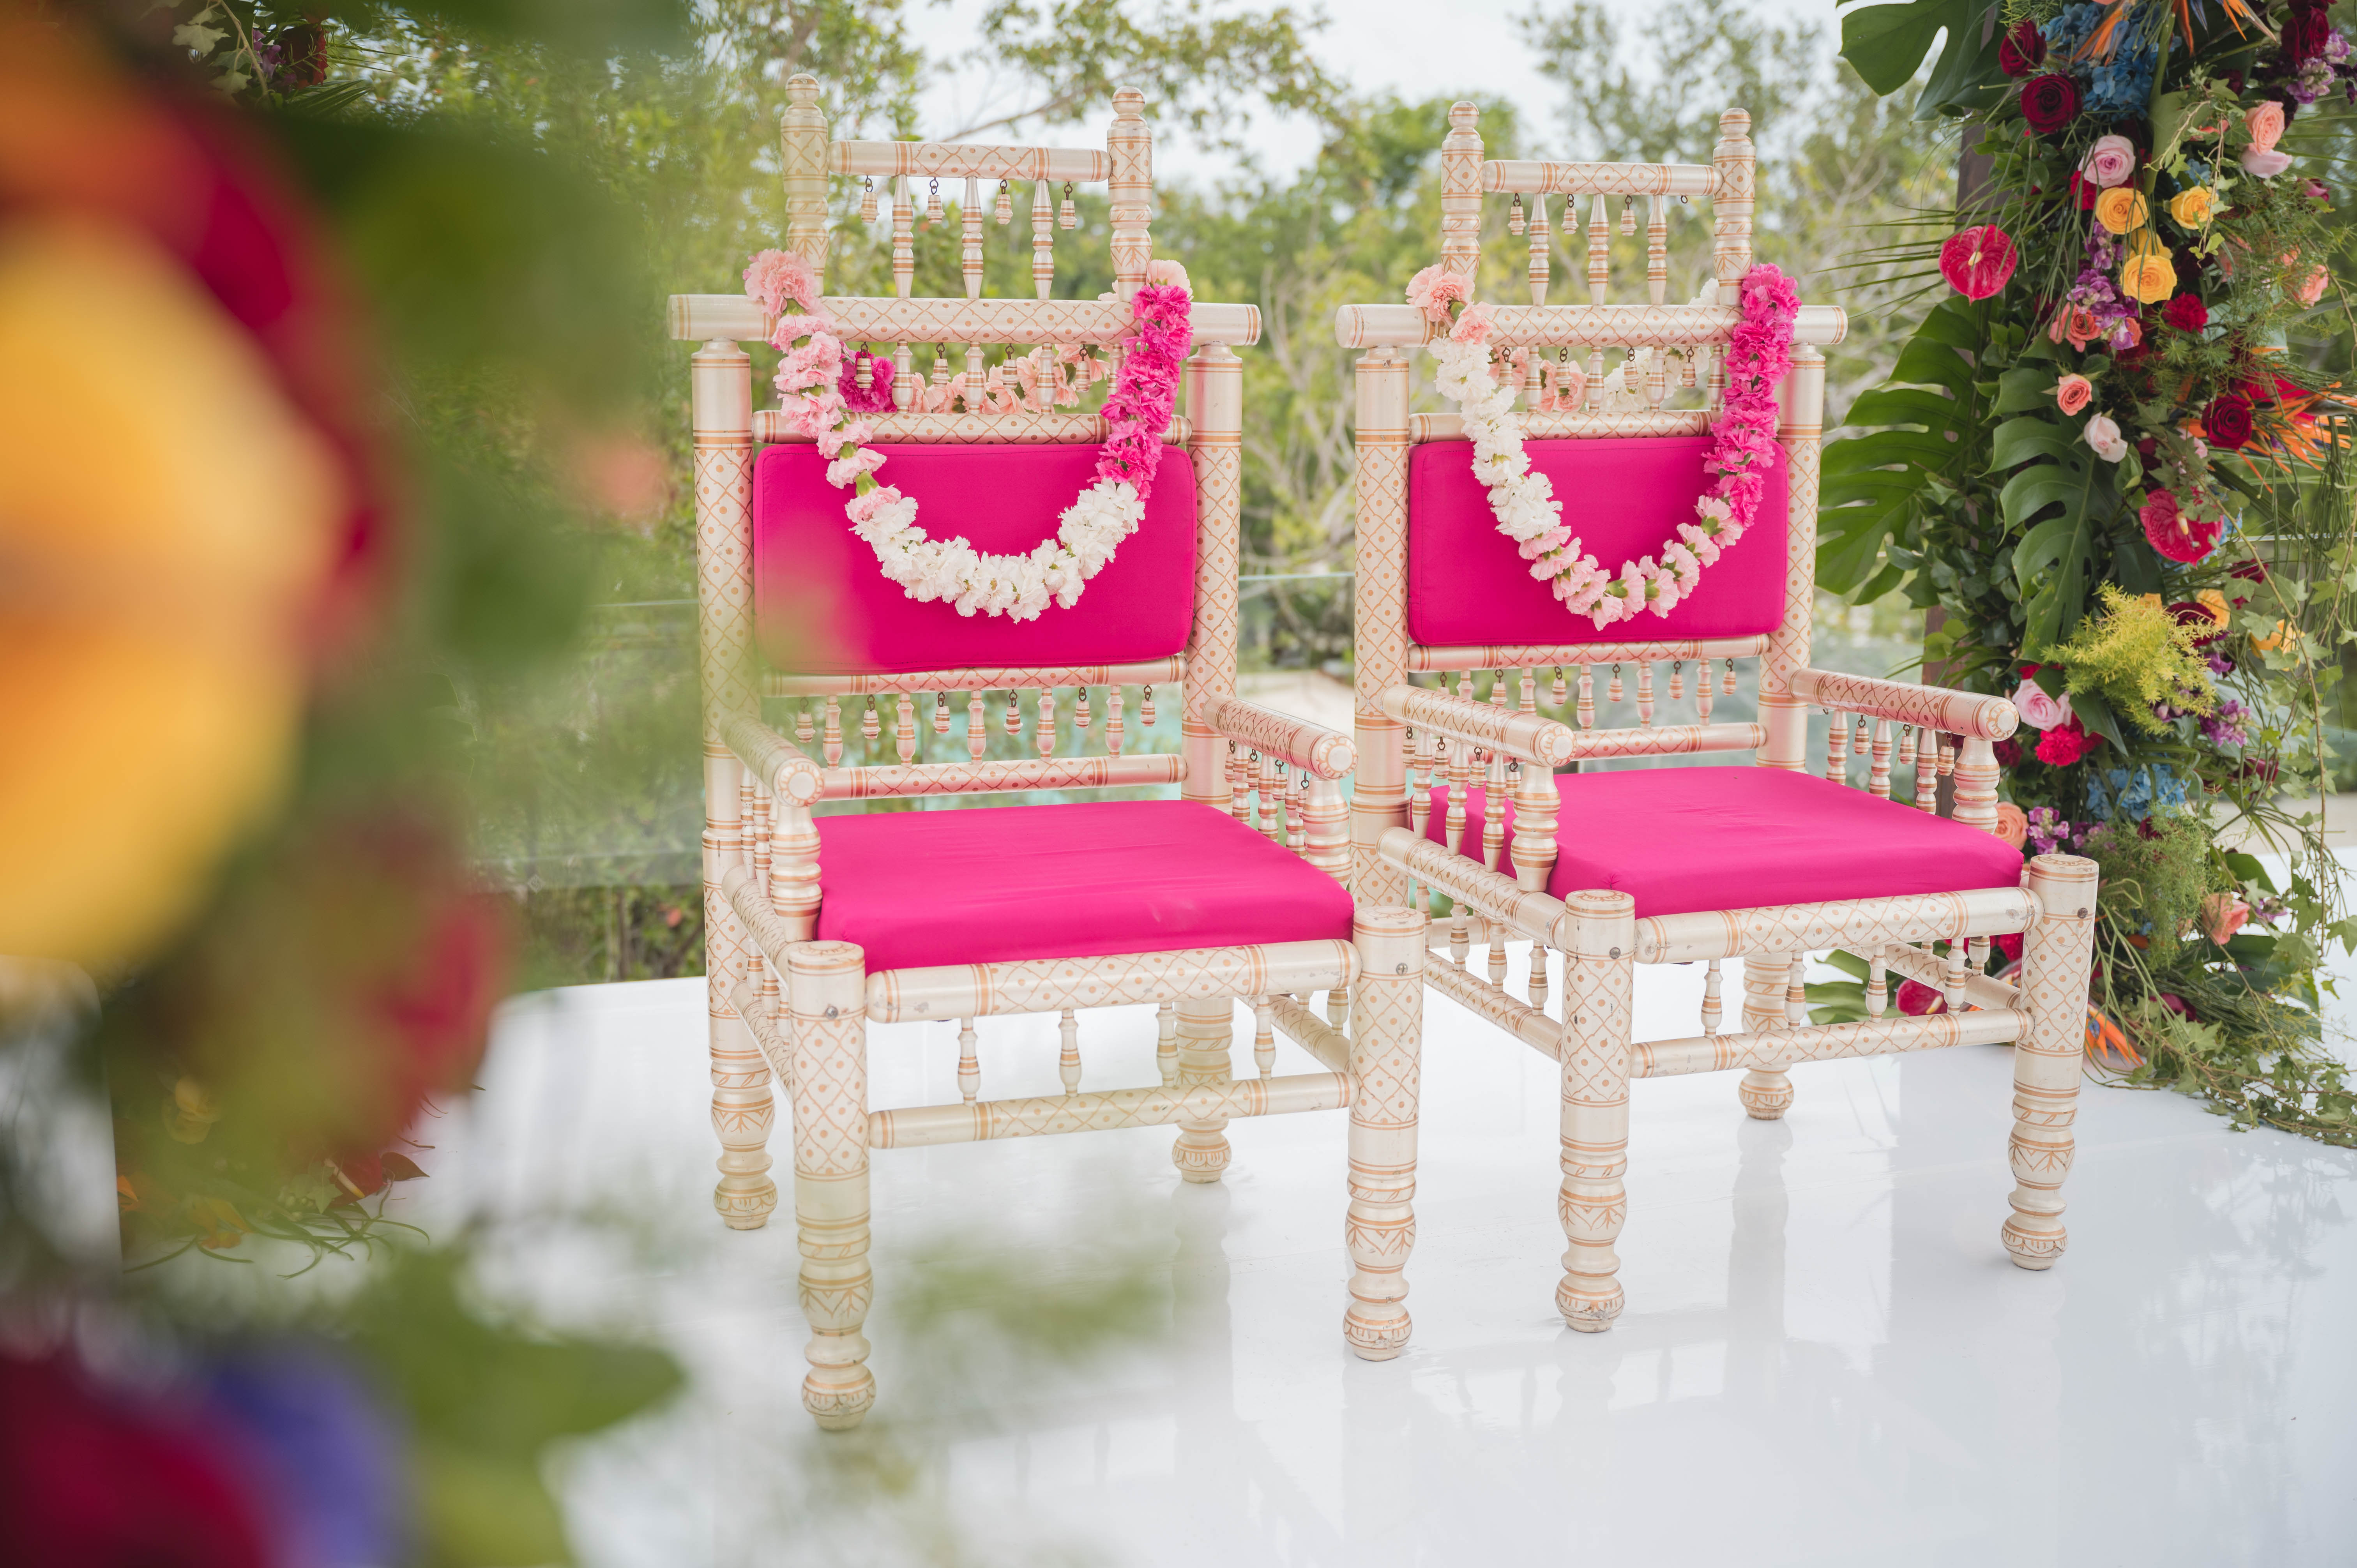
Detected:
[2200,699,2252,748]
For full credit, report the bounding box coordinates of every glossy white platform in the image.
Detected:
[413,948,2357,1566]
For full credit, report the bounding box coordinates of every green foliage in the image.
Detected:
[2079,809,2217,962]
[1835,0,2008,119]
[2052,583,2218,733]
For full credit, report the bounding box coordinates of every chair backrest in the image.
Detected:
[1341,101,1856,886]
[671,76,1263,817]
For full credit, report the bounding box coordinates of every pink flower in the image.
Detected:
[2054,373,2093,415]
[2246,100,2286,153]
[2083,134,2137,189]
[2082,412,2128,462]
[2142,489,2221,563]
[2241,146,2294,180]
[2034,714,2097,766]
[1450,303,1495,344]
[838,351,895,413]
[2200,892,2251,944]
[743,248,819,316]
[1144,258,1192,292]
[1405,264,1470,321]
[2011,677,2071,731]
[2296,263,2331,306]
[1993,802,2029,849]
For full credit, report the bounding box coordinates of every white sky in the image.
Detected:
[918,0,1838,185]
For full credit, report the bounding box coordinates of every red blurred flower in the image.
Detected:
[1995,932,2023,966]
[2021,73,2082,134]
[2035,715,2097,766]
[0,1353,272,1568]
[2285,2,2332,63]
[2204,392,2254,449]
[2161,294,2208,332]
[1994,738,2024,766]
[1896,979,1947,1016]
[2066,171,2103,210]
[270,23,330,90]
[1940,225,2018,300]
[1999,18,2048,76]
[2168,599,2230,645]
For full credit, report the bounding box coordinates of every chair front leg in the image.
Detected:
[1737,950,1796,1120]
[787,939,876,1429]
[1171,996,1235,1182]
[1557,889,1637,1331]
[2005,854,2099,1269]
[1345,904,1426,1360]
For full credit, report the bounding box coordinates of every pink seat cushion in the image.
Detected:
[1406,437,1788,646]
[815,800,1353,974]
[753,442,1198,673]
[1423,766,2024,917]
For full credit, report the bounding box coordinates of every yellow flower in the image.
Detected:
[2121,249,2179,304]
[0,222,341,970]
[2096,186,2150,235]
[2169,186,2217,228]
[2196,588,2231,627]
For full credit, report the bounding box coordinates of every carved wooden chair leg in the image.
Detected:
[1345,904,1427,1359]
[1171,995,1235,1182]
[1737,950,1795,1120]
[2004,854,2099,1270]
[1557,889,1637,1331]
[788,939,876,1429]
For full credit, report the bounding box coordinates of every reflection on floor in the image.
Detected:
[409,948,2357,1568]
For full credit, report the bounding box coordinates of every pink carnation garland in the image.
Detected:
[741,249,1192,620]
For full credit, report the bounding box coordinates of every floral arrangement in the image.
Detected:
[1827,0,2357,1140]
[743,248,1192,621]
[1406,260,1800,627]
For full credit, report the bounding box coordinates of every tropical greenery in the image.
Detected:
[1824,0,2357,1139]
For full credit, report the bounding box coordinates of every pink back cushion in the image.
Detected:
[753,443,1198,673]
[1406,436,1788,646]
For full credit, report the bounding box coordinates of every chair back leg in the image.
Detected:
[788,939,877,1428]
[2004,855,2099,1269]
[1556,889,1638,1331]
[1345,904,1427,1359]
[1171,996,1237,1182]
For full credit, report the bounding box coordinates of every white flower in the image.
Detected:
[2083,412,2129,463]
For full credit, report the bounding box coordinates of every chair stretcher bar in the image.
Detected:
[1633,1007,2026,1077]
[1406,637,1768,670]
[1633,886,2039,964]
[868,1071,1350,1149]
[821,754,1182,801]
[829,139,1108,183]
[1333,302,1846,350]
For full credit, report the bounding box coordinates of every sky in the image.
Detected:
[918,0,1839,186]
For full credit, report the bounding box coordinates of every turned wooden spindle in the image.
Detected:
[1825,711,1846,784]
[1865,946,1887,1017]
[1577,665,1595,727]
[957,1018,978,1103]
[1868,720,1893,798]
[1647,192,1668,305]
[1156,1001,1178,1086]
[1696,660,1714,721]
[823,696,843,764]
[1253,997,1276,1079]
[891,175,914,300]
[1636,660,1654,726]
[1587,192,1610,302]
[1551,666,1569,707]
[1058,1008,1081,1095]
[894,694,917,762]
[1035,687,1056,758]
[1527,192,1550,303]
[1914,735,1940,811]
[961,177,984,299]
[1701,957,1723,1034]
[1030,179,1054,299]
[1105,684,1125,756]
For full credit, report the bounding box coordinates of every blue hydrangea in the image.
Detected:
[2087,23,2159,115]
[2041,4,2160,118]
[2085,764,2191,821]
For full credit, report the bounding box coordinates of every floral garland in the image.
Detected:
[1406,261,1800,628]
[742,249,1192,621]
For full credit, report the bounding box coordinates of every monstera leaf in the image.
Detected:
[1818,296,1990,595]
[1989,411,2124,657]
[1837,0,2007,119]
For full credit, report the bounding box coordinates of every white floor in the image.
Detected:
[407,950,2357,1567]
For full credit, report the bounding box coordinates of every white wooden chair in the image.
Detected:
[671,76,1426,1429]
[1339,102,2097,1333]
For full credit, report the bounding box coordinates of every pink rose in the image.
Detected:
[1143,258,1192,292]
[2242,146,2294,180]
[2011,677,2072,731]
[1993,802,2029,849]
[1405,263,1470,321]
[2200,892,2251,944]
[2296,263,2330,306]
[2054,373,2093,415]
[2083,134,2137,189]
[2246,100,2286,153]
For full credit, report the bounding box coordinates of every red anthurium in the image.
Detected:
[1940,225,2018,300]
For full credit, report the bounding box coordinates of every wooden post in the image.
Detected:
[1350,348,1413,902]
[1107,87,1152,300]
[1557,888,1637,1331]
[1346,904,1426,1358]
[693,337,775,1231]
[1440,101,1483,281]
[1760,342,1823,774]
[2004,855,2097,1269]
[1710,107,1755,307]
[781,74,829,295]
[1737,950,1796,1119]
[788,940,876,1429]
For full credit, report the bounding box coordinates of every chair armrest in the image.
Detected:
[1789,667,2018,742]
[1378,685,1580,767]
[720,712,825,803]
[1203,696,1356,780]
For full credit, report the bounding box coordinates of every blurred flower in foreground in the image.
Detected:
[0,17,376,973]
